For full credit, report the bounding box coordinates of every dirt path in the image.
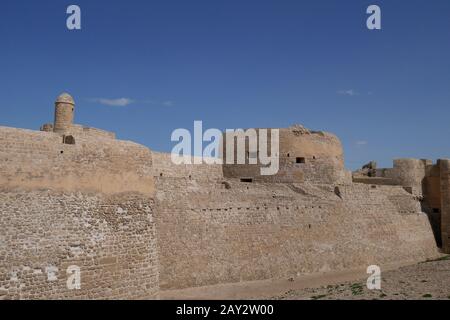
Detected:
[271,256,450,300]
[160,260,422,300]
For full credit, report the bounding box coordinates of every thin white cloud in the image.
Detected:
[337,89,358,96]
[143,99,175,107]
[91,98,135,107]
[356,140,368,146]
[89,97,174,107]
[162,100,174,107]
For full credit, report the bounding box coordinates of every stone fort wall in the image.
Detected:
[0,126,154,195]
[440,160,450,253]
[152,152,223,181]
[354,157,450,253]
[153,163,439,290]
[0,190,159,300]
[222,126,349,184]
[0,121,444,299]
[68,124,116,140]
[0,125,160,299]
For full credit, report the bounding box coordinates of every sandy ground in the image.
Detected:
[160,256,450,300]
[271,256,450,300]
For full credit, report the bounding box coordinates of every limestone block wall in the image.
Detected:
[67,124,116,140]
[0,122,443,298]
[355,158,447,251]
[424,164,441,210]
[152,152,223,181]
[40,123,53,132]
[385,159,431,195]
[222,126,348,184]
[0,191,159,299]
[154,174,440,290]
[0,126,153,195]
[439,160,450,253]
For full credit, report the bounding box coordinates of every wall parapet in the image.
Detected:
[0,126,154,195]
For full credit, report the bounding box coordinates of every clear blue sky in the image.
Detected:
[1,0,449,169]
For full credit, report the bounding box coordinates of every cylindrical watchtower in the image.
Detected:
[53,93,75,133]
[392,158,430,194]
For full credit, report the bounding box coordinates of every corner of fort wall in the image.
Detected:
[0,125,160,299]
[439,159,450,253]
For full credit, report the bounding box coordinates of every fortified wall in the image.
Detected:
[0,93,447,299]
[222,125,349,184]
[354,158,450,252]
[0,94,158,299]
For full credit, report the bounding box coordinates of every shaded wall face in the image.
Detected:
[222,129,346,184]
[419,161,450,251]
[424,165,441,210]
[440,160,450,253]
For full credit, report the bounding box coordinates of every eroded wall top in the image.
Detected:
[222,124,348,184]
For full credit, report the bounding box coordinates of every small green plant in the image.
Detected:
[422,294,432,298]
[311,294,327,300]
[350,283,364,296]
[421,255,450,263]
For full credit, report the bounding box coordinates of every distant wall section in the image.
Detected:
[222,125,349,184]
